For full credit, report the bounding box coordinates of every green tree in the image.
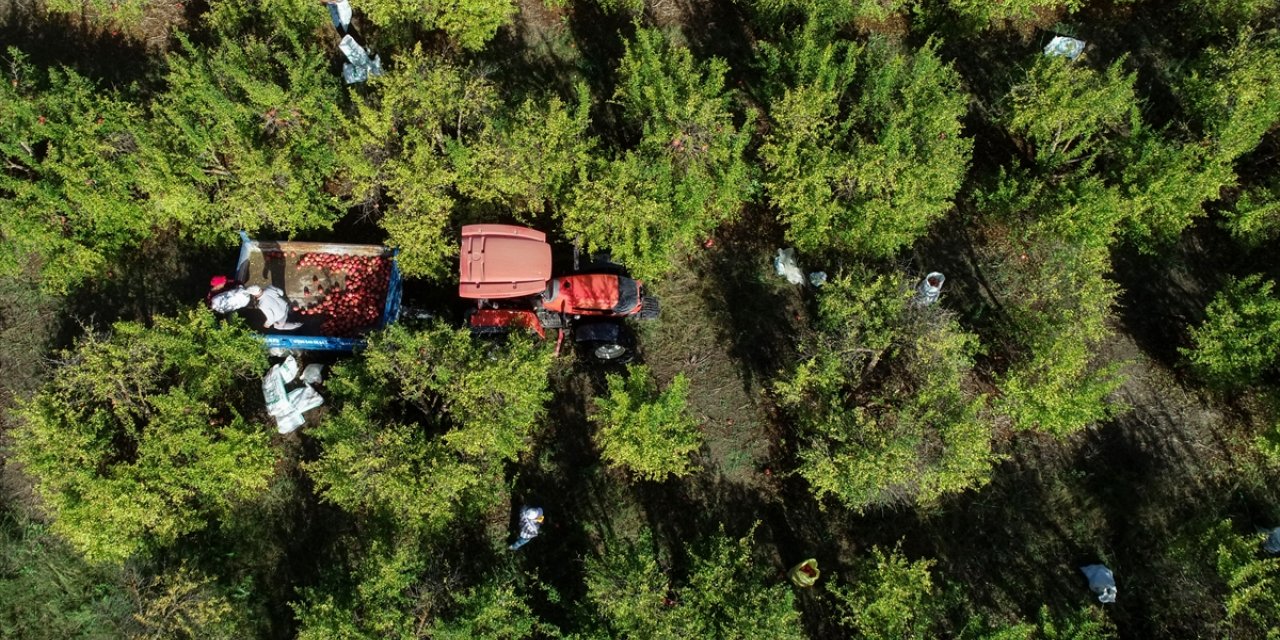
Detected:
[1182,275,1280,389]
[583,526,804,639]
[830,545,941,640]
[129,565,251,640]
[340,47,494,278]
[592,365,703,481]
[1005,56,1136,171]
[358,0,517,50]
[564,28,753,280]
[295,534,554,640]
[11,309,274,563]
[306,323,553,532]
[932,0,1085,25]
[293,537,426,640]
[1202,520,1280,638]
[1114,128,1232,251]
[1222,179,1280,247]
[428,580,553,639]
[775,271,997,510]
[1178,29,1280,162]
[141,34,347,245]
[747,0,910,29]
[965,605,1117,640]
[44,0,152,27]
[452,88,595,216]
[761,33,971,259]
[0,49,156,293]
[977,172,1124,436]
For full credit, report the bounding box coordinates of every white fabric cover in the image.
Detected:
[210,288,253,314]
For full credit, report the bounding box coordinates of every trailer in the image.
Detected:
[233,232,403,352]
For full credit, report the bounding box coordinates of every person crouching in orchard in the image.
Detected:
[208,275,302,331]
[509,506,544,551]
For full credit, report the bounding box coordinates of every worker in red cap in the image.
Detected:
[206,275,242,306]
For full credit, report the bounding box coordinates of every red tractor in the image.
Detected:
[458,224,660,362]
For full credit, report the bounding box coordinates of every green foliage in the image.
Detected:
[1006,56,1136,171]
[776,271,997,510]
[1178,30,1280,162]
[1114,128,1232,251]
[748,0,910,29]
[0,49,155,293]
[340,47,492,278]
[1222,180,1280,247]
[1182,275,1280,389]
[0,512,132,639]
[761,34,971,259]
[1179,0,1276,36]
[452,88,594,216]
[295,534,553,640]
[583,526,804,639]
[979,172,1123,436]
[293,537,425,640]
[592,365,703,481]
[935,0,1084,24]
[12,308,274,563]
[428,580,552,639]
[564,28,753,280]
[358,0,517,50]
[129,565,249,640]
[966,605,1117,640]
[44,0,150,27]
[141,35,347,244]
[307,323,553,531]
[830,544,940,640]
[1202,520,1280,638]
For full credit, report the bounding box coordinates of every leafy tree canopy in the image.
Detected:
[0,49,155,293]
[306,323,553,531]
[583,526,804,639]
[592,364,704,481]
[1182,274,1280,389]
[12,308,274,563]
[775,270,997,510]
[761,33,971,259]
[564,28,753,281]
[141,34,348,245]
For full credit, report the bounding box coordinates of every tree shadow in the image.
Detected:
[0,0,166,91]
[694,205,804,394]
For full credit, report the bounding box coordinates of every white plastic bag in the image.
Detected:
[327,0,351,31]
[1264,528,1280,554]
[287,384,324,414]
[774,248,803,285]
[275,410,305,434]
[278,355,299,384]
[262,365,293,418]
[300,364,325,385]
[1080,564,1117,603]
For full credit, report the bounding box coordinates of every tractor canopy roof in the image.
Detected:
[458,224,553,299]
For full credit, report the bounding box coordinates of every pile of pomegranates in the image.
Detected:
[290,253,392,336]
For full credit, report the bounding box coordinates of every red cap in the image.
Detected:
[210,275,228,288]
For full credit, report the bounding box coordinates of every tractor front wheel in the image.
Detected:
[589,341,631,363]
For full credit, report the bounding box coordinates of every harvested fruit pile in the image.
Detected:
[292,253,392,336]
